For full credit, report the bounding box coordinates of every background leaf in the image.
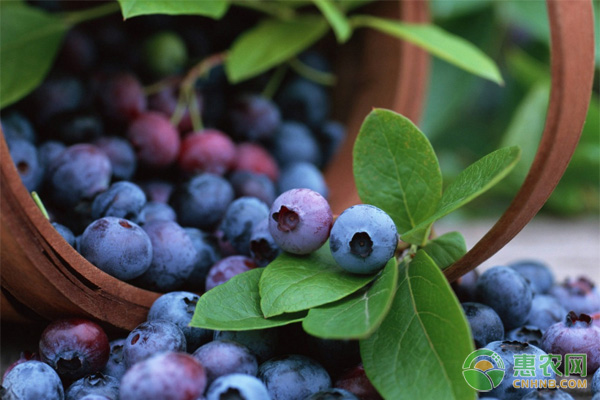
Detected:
[351,15,503,85]
[118,0,229,19]
[353,109,442,243]
[402,146,520,243]
[421,231,466,270]
[360,251,475,400]
[302,258,398,339]
[259,244,373,318]
[0,3,69,109]
[226,15,329,83]
[312,0,352,42]
[191,269,306,331]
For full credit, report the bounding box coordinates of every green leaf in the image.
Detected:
[360,251,476,400]
[259,244,373,318]
[226,15,329,83]
[190,268,306,331]
[0,3,69,109]
[117,0,229,19]
[421,231,466,270]
[312,0,352,42]
[351,15,503,85]
[353,109,442,243]
[402,146,520,243]
[302,258,398,339]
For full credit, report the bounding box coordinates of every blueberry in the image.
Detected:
[52,222,76,247]
[229,94,281,141]
[525,295,567,332]
[305,337,361,378]
[184,227,221,290]
[119,352,206,400]
[80,217,152,281]
[278,162,329,198]
[1,111,36,143]
[475,266,533,330]
[96,72,147,125]
[49,110,103,144]
[271,121,321,167]
[206,373,271,400]
[47,144,112,208]
[56,29,96,74]
[219,197,270,256]
[28,76,84,126]
[330,205,397,275]
[38,318,110,381]
[79,395,111,400]
[170,173,234,230]
[136,201,177,225]
[133,219,197,291]
[65,373,119,400]
[140,180,174,203]
[276,77,329,129]
[317,120,346,167]
[541,312,600,373]
[462,302,504,348]
[229,171,276,206]
[148,86,199,133]
[333,364,381,400]
[258,354,331,400]
[519,389,575,399]
[192,340,258,384]
[91,181,147,220]
[147,291,212,352]
[142,30,188,78]
[549,277,600,315]
[213,329,279,364]
[452,269,479,303]
[123,320,187,368]
[249,219,281,267]
[506,325,543,347]
[93,136,137,181]
[6,138,43,191]
[268,189,333,255]
[127,111,180,168]
[178,129,236,176]
[102,339,126,381]
[205,256,257,291]
[483,341,553,400]
[234,143,280,182]
[1,361,64,400]
[509,260,555,294]
[38,140,66,181]
[305,388,360,400]
[2,352,39,381]
[592,368,600,394]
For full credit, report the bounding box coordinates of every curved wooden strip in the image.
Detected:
[445,0,595,282]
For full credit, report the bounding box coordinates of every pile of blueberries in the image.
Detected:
[454,261,600,400]
[2,7,350,293]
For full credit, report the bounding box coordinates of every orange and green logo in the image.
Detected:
[462,349,506,391]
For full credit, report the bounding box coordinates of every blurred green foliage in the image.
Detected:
[422,0,599,217]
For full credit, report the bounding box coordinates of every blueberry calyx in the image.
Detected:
[273,206,299,232]
[221,388,243,400]
[349,232,373,258]
[183,297,197,314]
[57,355,82,374]
[565,311,592,327]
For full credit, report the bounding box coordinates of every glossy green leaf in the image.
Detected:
[353,109,442,243]
[421,231,466,270]
[402,146,520,243]
[351,15,503,84]
[259,244,373,318]
[302,258,398,339]
[312,0,351,42]
[118,0,229,19]
[0,3,69,108]
[190,268,306,331]
[226,15,329,83]
[360,251,475,400]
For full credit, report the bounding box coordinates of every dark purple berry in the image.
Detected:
[127,111,180,168]
[96,72,146,124]
[229,171,276,206]
[49,110,103,144]
[178,129,236,175]
[205,256,257,291]
[234,143,279,182]
[93,136,137,181]
[334,364,382,400]
[229,94,281,141]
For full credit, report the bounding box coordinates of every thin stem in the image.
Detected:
[61,2,120,26]
[31,192,50,220]
[288,57,337,86]
[261,64,288,99]
[144,76,181,96]
[170,89,188,127]
[189,92,203,132]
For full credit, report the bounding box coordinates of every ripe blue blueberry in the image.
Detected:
[549,277,600,315]
[38,140,66,179]
[509,260,555,294]
[329,205,397,275]
[268,188,333,255]
[1,361,64,400]
[93,136,137,181]
[183,227,221,290]
[475,266,533,330]
[229,94,281,141]
[148,291,212,352]
[229,170,276,206]
[91,181,146,220]
[506,325,543,347]
[452,269,479,303]
[102,339,126,381]
[306,388,360,400]
[49,110,103,144]
[1,111,36,143]
[6,138,43,191]
[278,162,329,199]
[271,121,322,167]
[317,120,346,168]
[65,373,119,400]
[135,201,176,225]
[80,217,152,281]
[52,222,76,247]
[519,389,575,399]
[249,219,281,267]
[276,77,329,129]
[462,302,505,348]
[305,337,361,378]
[123,320,186,368]
[592,368,600,394]
[213,329,279,364]
[219,197,270,256]
[525,295,566,332]
[192,340,258,384]
[206,373,271,400]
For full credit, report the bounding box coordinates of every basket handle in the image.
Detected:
[444,0,595,282]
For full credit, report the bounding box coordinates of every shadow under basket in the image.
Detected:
[0,0,595,332]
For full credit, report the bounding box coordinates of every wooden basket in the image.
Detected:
[0,0,594,332]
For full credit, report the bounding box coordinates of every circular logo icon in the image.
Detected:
[462,349,506,391]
